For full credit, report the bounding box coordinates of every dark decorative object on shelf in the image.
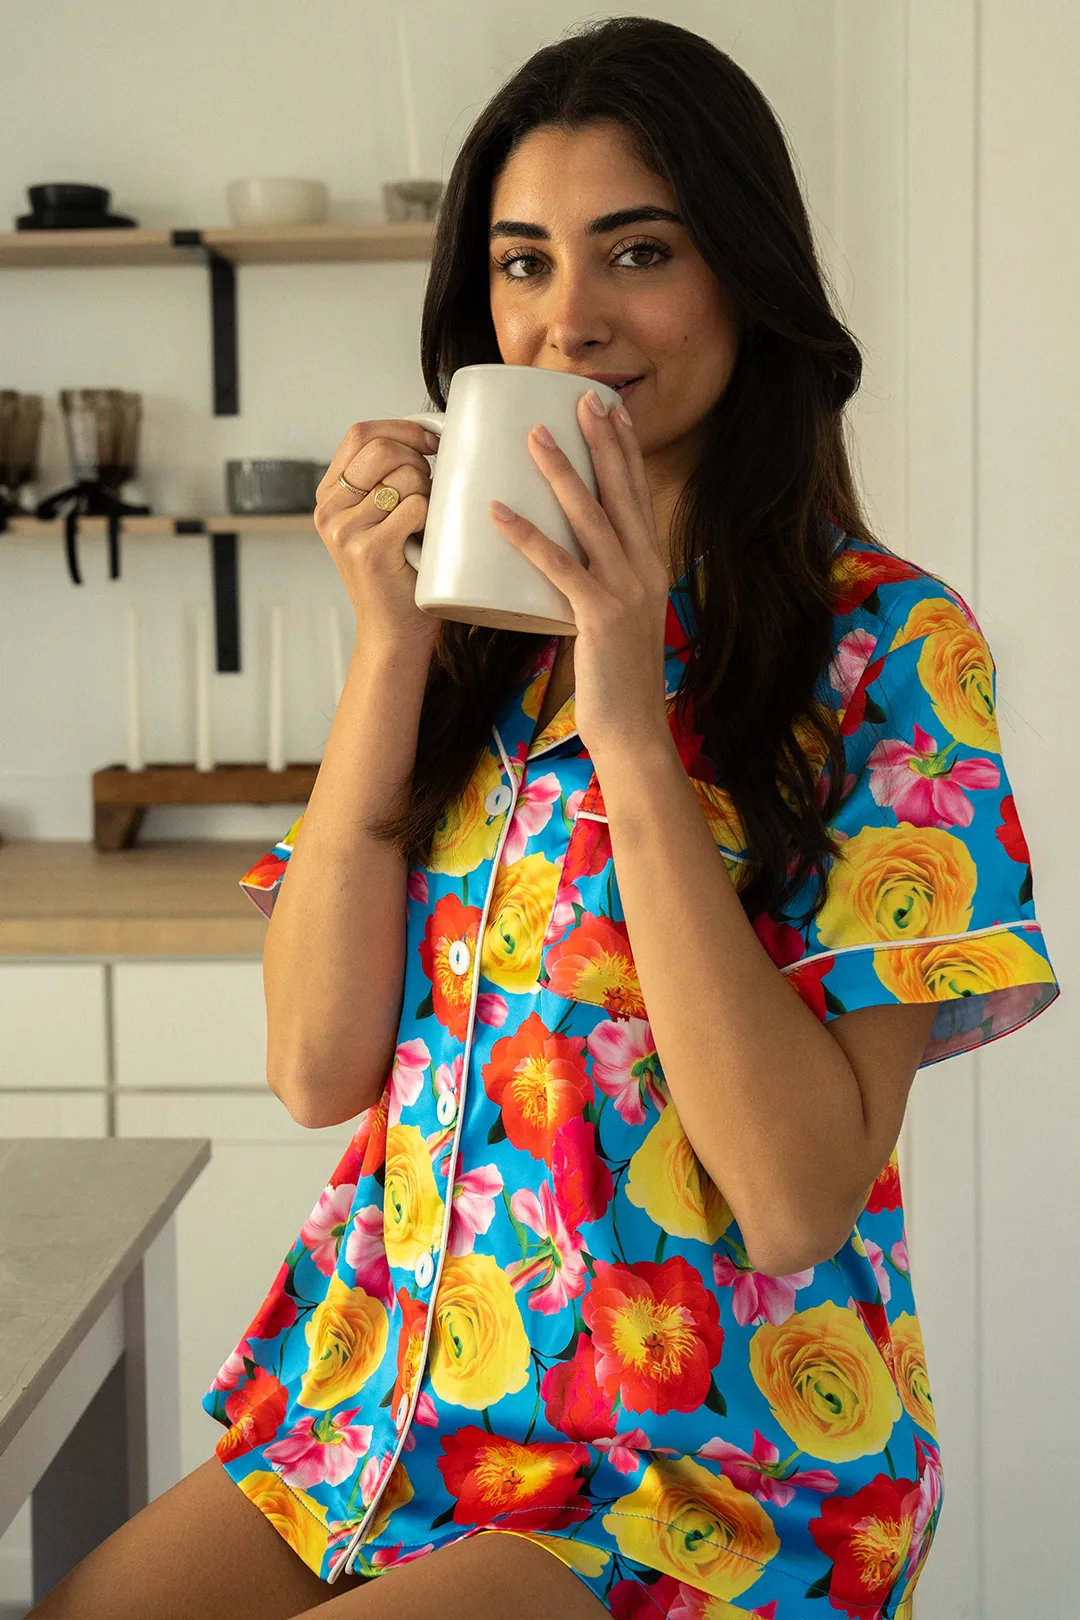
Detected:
[16,182,137,231]
[36,390,149,582]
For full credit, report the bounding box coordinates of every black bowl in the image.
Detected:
[28,183,110,214]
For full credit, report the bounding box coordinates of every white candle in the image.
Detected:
[125,605,144,772]
[194,604,214,771]
[328,605,346,706]
[268,604,285,771]
[395,11,421,179]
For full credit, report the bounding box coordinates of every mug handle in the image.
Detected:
[399,410,445,571]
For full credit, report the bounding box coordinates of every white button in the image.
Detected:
[485,784,512,815]
[395,1392,409,1425]
[447,939,470,975]
[436,1091,457,1126]
[415,1251,435,1287]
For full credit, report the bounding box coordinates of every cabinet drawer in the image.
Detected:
[0,963,107,1090]
[116,1091,358,1480]
[113,960,267,1091]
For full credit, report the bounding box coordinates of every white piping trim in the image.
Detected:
[328,723,523,1582]
[779,918,1046,973]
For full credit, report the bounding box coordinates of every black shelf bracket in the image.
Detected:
[171,230,239,416]
[174,519,241,672]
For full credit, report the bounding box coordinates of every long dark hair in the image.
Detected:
[370,14,888,928]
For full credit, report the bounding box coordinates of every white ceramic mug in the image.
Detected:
[400,364,622,634]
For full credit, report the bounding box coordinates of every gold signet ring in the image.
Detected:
[373,485,401,512]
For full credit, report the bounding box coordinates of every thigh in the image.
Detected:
[294,1529,612,1620]
[24,1454,371,1620]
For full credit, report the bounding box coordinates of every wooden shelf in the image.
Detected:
[0,220,435,269]
[3,514,318,538]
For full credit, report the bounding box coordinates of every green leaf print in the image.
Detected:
[487,1113,508,1145]
[823,984,848,1017]
[1019,867,1033,907]
[502,1187,529,1259]
[805,1564,834,1600]
[864,693,887,725]
[429,1503,457,1532]
[415,989,434,1020]
[703,1373,727,1417]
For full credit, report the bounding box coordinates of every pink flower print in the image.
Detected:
[344,1203,394,1309]
[712,1253,814,1326]
[868,723,999,829]
[407,869,429,905]
[360,1448,396,1506]
[263,1408,373,1489]
[300,1180,356,1276]
[906,1436,944,1578]
[594,1427,679,1475]
[891,1235,909,1273]
[370,1541,436,1569]
[435,1055,463,1116]
[500,770,561,864]
[670,1589,777,1620]
[829,628,878,705]
[697,1430,837,1508]
[863,1237,892,1304]
[448,1163,504,1256]
[506,1183,587,1312]
[552,1115,614,1227]
[414,1391,438,1427]
[387,1037,432,1126]
[211,1340,251,1392]
[476,991,509,1028]
[587,1017,665,1124]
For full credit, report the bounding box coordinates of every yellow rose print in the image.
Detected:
[749,1302,901,1462]
[889,598,1000,750]
[875,928,1056,1005]
[625,1100,733,1242]
[816,823,977,947]
[481,851,563,993]
[890,1312,937,1436]
[300,1272,389,1412]
[497,1530,611,1578]
[428,748,506,876]
[428,1251,531,1409]
[384,1123,445,1271]
[603,1456,779,1601]
[238,1469,328,1568]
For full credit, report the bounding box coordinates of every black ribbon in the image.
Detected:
[34,479,151,584]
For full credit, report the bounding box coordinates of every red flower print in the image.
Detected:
[846,1297,897,1382]
[419,893,483,1040]
[609,1574,682,1617]
[544,914,646,1020]
[809,1473,921,1619]
[565,815,612,884]
[483,1010,592,1162]
[246,1260,297,1340]
[752,913,807,970]
[829,551,921,616]
[865,1153,901,1213]
[540,1332,618,1442]
[217,1365,289,1462]
[995,794,1031,865]
[436,1426,591,1529]
[553,1116,614,1227]
[784,954,832,1022]
[583,1255,725,1415]
[392,1286,430,1418]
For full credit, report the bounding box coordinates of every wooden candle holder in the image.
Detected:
[92,762,319,851]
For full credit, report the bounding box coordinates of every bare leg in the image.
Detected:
[287,1530,614,1620]
[23,1455,371,1620]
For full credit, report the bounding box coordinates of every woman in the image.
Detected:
[29,16,1059,1620]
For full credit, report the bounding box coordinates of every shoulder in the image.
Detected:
[830,534,984,653]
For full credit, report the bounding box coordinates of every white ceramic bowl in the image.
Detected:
[225,178,329,227]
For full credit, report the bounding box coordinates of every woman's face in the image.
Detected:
[488,119,742,484]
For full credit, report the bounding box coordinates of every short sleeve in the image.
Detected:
[238,813,304,919]
[771,577,1060,1068]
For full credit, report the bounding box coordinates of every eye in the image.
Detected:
[492,237,672,282]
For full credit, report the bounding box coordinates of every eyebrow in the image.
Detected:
[488,205,683,242]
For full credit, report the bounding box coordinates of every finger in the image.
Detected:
[489,500,601,614]
[572,393,661,571]
[319,421,436,497]
[525,423,629,584]
[604,402,663,564]
[316,460,430,526]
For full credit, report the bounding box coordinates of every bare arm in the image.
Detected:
[263,636,433,1129]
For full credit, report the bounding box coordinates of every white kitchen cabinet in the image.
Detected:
[113,960,267,1091]
[0,963,107,1090]
[115,1091,359,1483]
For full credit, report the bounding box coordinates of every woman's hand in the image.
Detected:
[488,389,672,760]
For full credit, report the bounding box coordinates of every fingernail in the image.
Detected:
[614,399,633,427]
[531,422,556,448]
[491,499,516,521]
[584,387,606,417]
[424,431,439,450]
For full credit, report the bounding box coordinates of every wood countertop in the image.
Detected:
[0,841,272,957]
